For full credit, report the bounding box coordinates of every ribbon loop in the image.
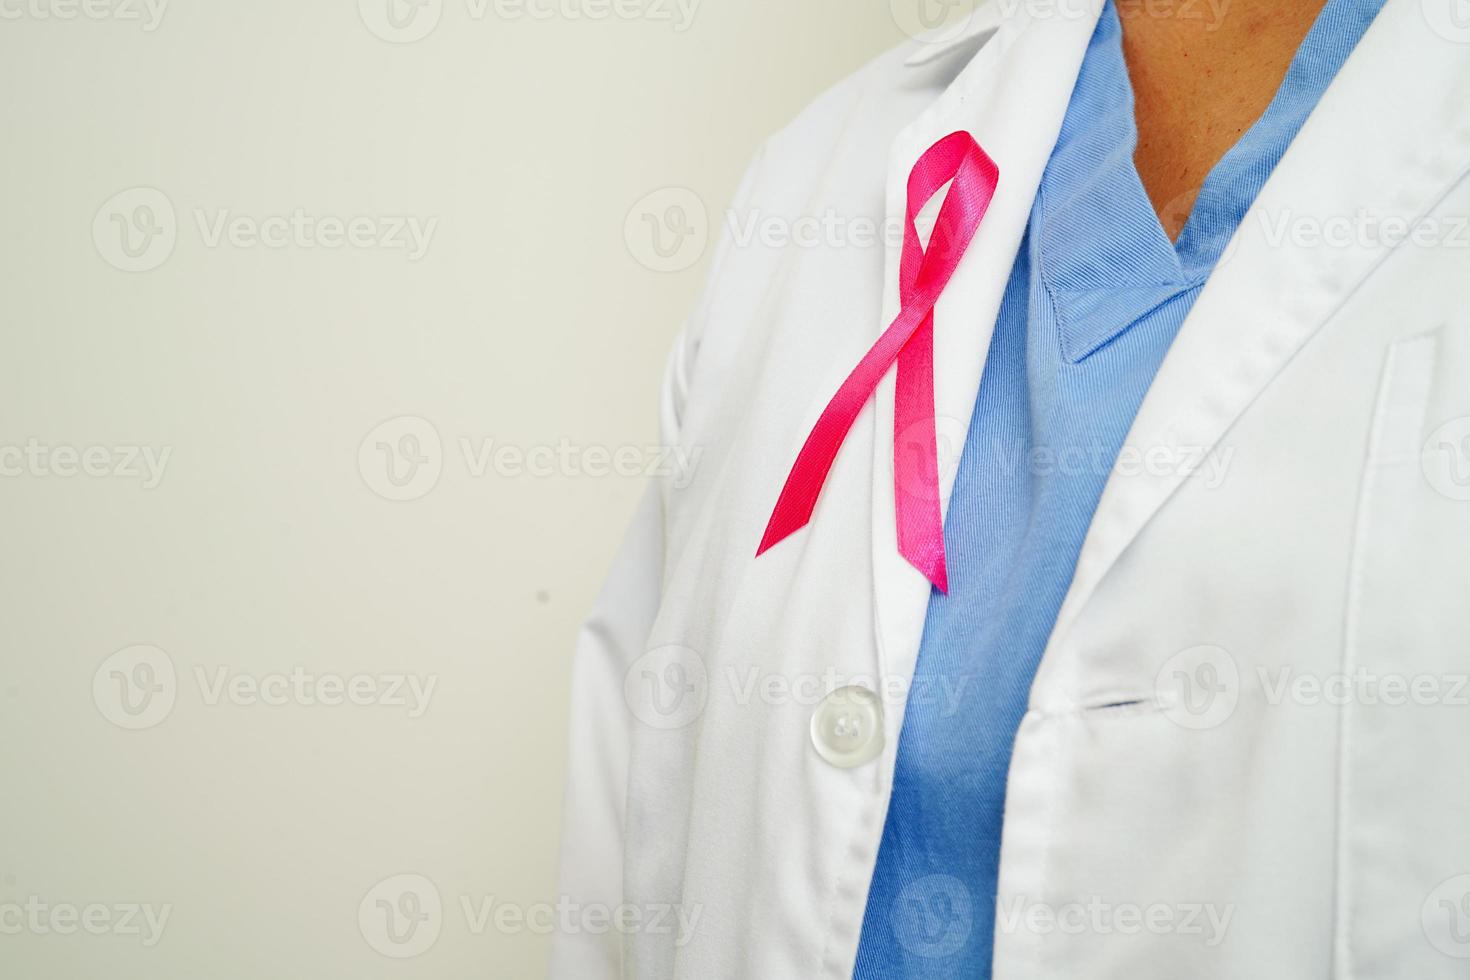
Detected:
[756,131,999,593]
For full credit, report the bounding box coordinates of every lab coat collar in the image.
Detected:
[901,3,1004,68]
[1044,0,1470,664]
[869,1,1108,687]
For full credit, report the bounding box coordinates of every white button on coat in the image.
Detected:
[809,685,884,768]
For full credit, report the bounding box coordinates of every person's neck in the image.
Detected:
[1116,0,1330,239]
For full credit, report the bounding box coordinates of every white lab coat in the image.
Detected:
[552,0,1470,975]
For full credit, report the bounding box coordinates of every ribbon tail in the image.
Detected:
[894,311,949,593]
[758,300,936,556]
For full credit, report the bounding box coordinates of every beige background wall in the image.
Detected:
[0,0,916,976]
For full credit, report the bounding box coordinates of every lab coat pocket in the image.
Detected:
[1337,322,1470,977]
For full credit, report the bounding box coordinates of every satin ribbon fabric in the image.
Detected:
[757,131,999,593]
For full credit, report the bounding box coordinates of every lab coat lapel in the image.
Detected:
[1046,0,1470,652]
[870,3,1106,682]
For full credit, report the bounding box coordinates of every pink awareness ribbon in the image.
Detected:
[756,131,999,593]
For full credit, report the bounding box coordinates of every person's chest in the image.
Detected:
[619,2,1470,974]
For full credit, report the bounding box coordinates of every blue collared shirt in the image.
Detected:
[853,0,1386,975]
